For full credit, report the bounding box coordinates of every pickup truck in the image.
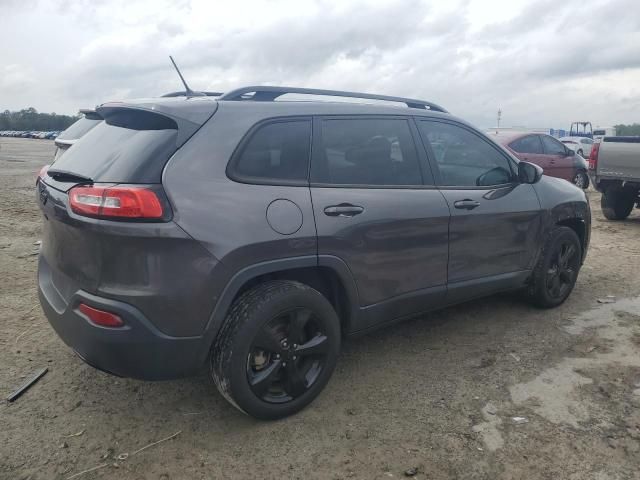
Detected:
[589,136,640,219]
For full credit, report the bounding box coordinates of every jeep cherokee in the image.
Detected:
[37,86,590,419]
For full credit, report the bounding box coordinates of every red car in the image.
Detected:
[487,131,589,189]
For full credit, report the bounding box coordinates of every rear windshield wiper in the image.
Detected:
[46,169,93,183]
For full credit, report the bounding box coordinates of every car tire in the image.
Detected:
[527,226,582,308]
[210,280,341,420]
[573,171,589,189]
[601,185,636,220]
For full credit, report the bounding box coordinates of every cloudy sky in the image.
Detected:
[1,0,639,128]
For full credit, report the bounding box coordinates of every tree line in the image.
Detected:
[614,124,640,136]
[0,108,79,132]
[3,107,639,136]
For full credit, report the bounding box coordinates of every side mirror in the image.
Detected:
[566,148,575,156]
[518,161,543,184]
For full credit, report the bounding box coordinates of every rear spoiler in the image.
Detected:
[96,97,218,148]
[54,138,76,149]
[79,108,103,121]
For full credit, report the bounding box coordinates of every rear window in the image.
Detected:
[49,110,179,183]
[56,117,102,142]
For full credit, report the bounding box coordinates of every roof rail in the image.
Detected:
[161,91,223,98]
[217,86,448,112]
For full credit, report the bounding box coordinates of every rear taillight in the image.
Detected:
[69,185,165,220]
[78,303,124,328]
[589,142,600,170]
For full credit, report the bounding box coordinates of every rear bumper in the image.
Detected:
[38,256,208,380]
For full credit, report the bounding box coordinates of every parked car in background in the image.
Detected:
[37,86,590,419]
[589,136,640,219]
[560,136,595,157]
[487,131,590,189]
[53,110,102,162]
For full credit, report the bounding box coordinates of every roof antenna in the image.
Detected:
[169,56,204,97]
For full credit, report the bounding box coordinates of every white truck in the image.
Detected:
[590,136,640,219]
[593,127,617,142]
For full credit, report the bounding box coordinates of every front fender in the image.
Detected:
[533,176,591,261]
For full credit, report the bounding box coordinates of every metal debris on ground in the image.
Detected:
[129,430,182,456]
[512,416,529,424]
[66,463,108,480]
[6,367,48,402]
[66,431,182,480]
[404,467,418,477]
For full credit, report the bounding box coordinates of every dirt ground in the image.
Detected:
[1,136,639,480]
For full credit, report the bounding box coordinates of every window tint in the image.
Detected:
[418,121,514,187]
[232,120,311,183]
[312,118,423,186]
[582,138,593,145]
[540,135,567,155]
[49,121,178,183]
[510,135,543,154]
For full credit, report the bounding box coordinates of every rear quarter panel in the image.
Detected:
[162,102,318,312]
[37,181,223,337]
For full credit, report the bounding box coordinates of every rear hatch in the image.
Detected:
[38,97,218,299]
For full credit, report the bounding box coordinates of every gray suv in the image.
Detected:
[37,86,590,419]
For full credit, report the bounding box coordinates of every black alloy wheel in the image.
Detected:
[248,307,329,403]
[545,241,579,300]
[211,280,341,420]
[527,226,582,308]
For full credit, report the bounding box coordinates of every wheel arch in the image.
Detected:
[199,256,360,364]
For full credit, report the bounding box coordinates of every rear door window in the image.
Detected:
[311,117,424,186]
[229,120,311,184]
[510,135,543,154]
